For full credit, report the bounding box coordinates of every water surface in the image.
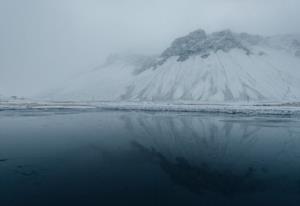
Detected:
[1,110,300,205]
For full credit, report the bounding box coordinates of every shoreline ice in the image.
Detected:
[95,101,300,116]
[1,100,300,116]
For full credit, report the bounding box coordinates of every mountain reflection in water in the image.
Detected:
[131,140,265,196]
[122,112,300,203]
[1,110,300,206]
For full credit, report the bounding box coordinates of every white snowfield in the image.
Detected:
[43,29,300,103]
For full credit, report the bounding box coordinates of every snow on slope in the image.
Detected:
[46,29,300,103]
[126,48,300,102]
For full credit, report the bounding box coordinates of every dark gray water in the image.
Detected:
[1,109,300,206]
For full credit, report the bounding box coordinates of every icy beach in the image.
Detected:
[2,99,300,116]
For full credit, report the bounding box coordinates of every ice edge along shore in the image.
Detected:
[1,100,300,116]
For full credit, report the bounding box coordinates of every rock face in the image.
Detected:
[45,29,300,103]
[160,29,261,62]
[291,40,300,57]
[161,29,208,61]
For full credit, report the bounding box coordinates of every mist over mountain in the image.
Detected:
[44,29,300,103]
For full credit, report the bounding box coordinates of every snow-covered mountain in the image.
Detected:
[45,29,300,103]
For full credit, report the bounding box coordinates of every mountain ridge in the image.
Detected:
[42,29,300,103]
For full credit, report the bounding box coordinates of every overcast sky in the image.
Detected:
[1,0,300,96]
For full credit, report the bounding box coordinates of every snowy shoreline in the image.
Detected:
[1,100,300,116]
[95,101,300,116]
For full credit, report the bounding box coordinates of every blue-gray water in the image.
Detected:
[1,109,300,206]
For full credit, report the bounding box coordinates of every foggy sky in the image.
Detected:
[1,0,300,96]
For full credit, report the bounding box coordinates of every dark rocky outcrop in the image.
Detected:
[160,29,263,62]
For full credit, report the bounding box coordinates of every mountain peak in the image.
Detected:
[161,29,207,61]
[161,29,253,62]
[211,29,234,37]
[47,29,300,103]
[186,29,207,40]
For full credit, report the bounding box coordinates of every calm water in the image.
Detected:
[1,109,300,206]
